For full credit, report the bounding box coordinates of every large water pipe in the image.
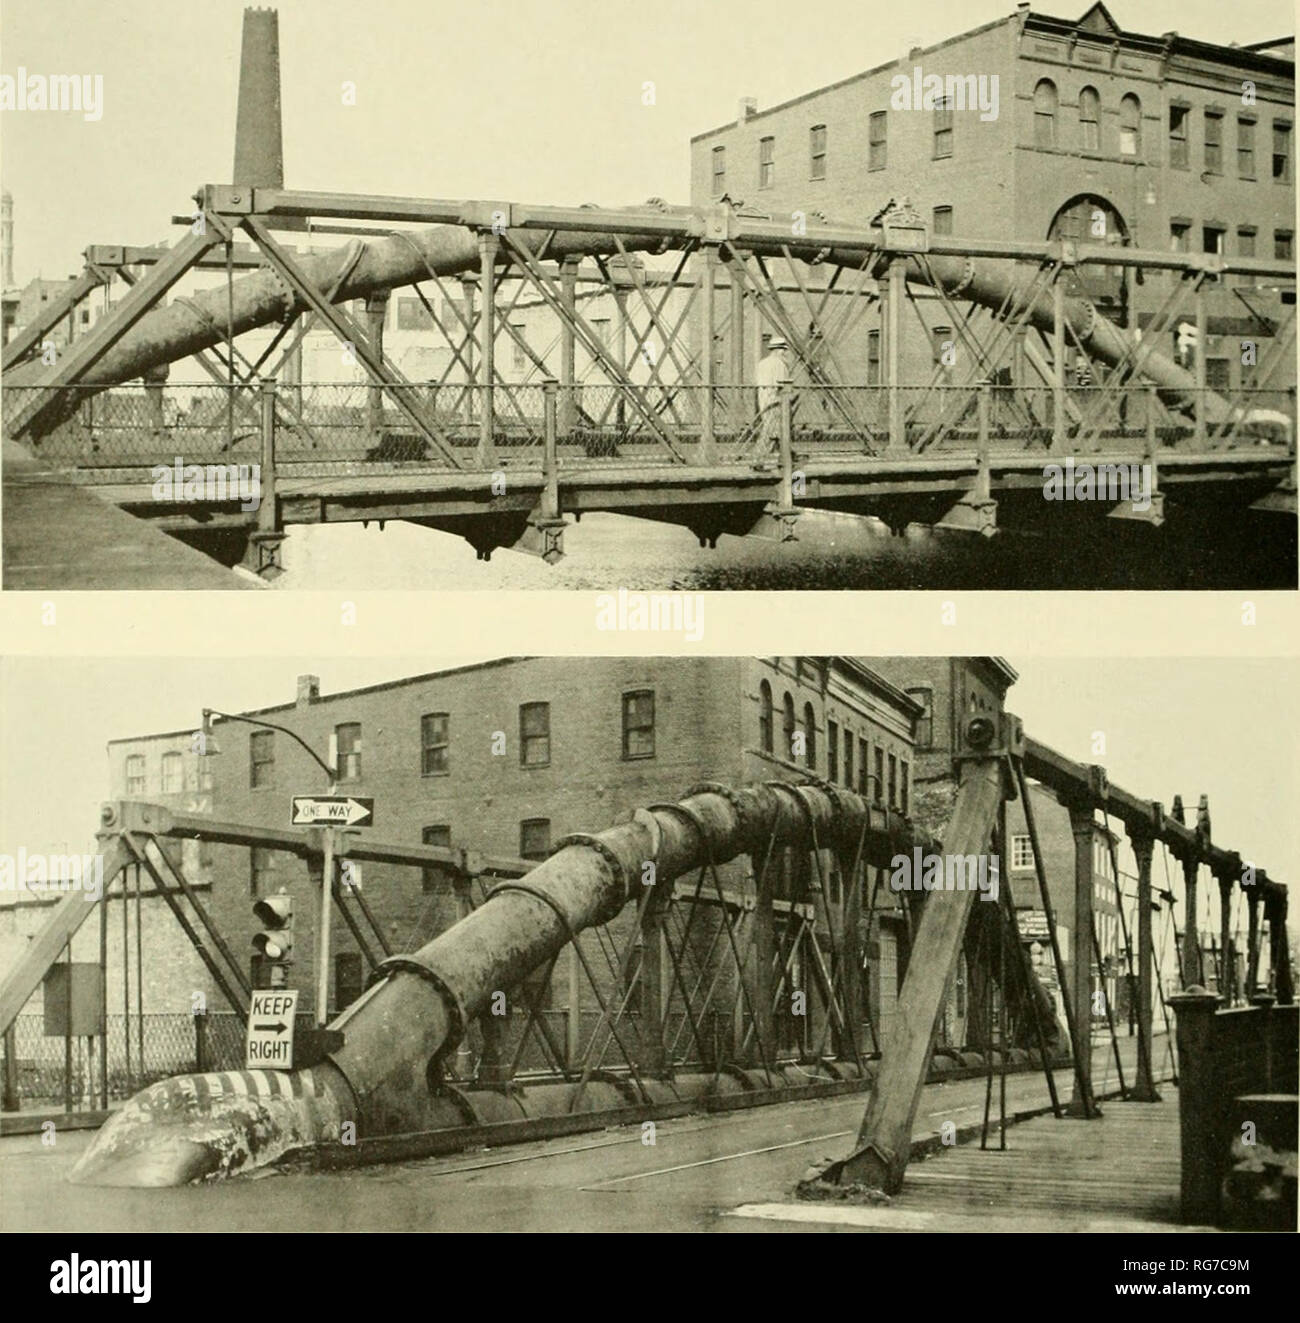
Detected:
[70,779,937,1187]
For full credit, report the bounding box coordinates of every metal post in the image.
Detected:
[1067,805,1099,1117]
[541,378,559,521]
[2,1025,18,1112]
[1052,273,1066,452]
[637,888,667,1076]
[1182,854,1202,986]
[1146,384,1158,454]
[63,942,73,1114]
[1194,278,1207,447]
[977,383,991,469]
[122,868,131,1094]
[99,876,108,1109]
[1245,888,1261,995]
[1216,873,1233,1001]
[841,851,864,1061]
[317,828,335,1026]
[559,257,577,437]
[566,942,581,1071]
[1130,831,1160,1101]
[699,250,717,464]
[461,276,476,426]
[258,377,277,535]
[887,259,905,453]
[778,379,794,508]
[729,260,745,425]
[365,290,387,443]
[477,231,497,466]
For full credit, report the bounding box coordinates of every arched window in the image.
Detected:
[782,693,796,760]
[759,681,773,754]
[1033,79,1058,149]
[1079,86,1100,151]
[803,702,817,769]
[1120,93,1141,156]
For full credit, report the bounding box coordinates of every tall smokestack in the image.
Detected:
[233,7,285,187]
[1,191,13,289]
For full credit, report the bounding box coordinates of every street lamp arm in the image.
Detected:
[202,708,338,783]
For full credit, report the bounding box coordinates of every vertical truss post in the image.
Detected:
[477,231,498,467]
[729,257,746,421]
[1181,853,1202,987]
[1194,276,1208,447]
[365,290,389,444]
[566,943,581,1070]
[840,846,864,1062]
[749,844,777,1067]
[886,259,905,454]
[1215,868,1234,999]
[1066,803,1100,1117]
[699,248,717,463]
[460,275,477,426]
[636,882,668,1076]
[249,377,285,579]
[778,380,795,509]
[541,379,560,521]
[1245,886,1261,996]
[558,256,579,436]
[1129,828,1161,1101]
[1052,272,1067,453]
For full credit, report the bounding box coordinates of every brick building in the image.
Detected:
[689,3,1295,395]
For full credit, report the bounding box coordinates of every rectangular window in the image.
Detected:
[1273,121,1292,182]
[161,751,183,794]
[1204,110,1223,173]
[250,730,274,788]
[1011,834,1035,869]
[520,818,551,862]
[868,111,887,170]
[874,747,884,804]
[519,702,550,767]
[857,739,868,796]
[1206,357,1230,391]
[900,762,910,816]
[827,721,839,782]
[1275,230,1294,261]
[1238,116,1256,177]
[591,317,610,349]
[1169,221,1190,253]
[809,124,826,179]
[421,713,449,775]
[1169,104,1189,169]
[622,689,655,759]
[758,136,775,188]
[335,722,361,781]
[125,754,146,796]
[931,205,953,236]
[250,846,276,897]
[888,754,898,808]
[1238,227,1257,286]
[335,952,364,1011]
[844,732,854,789]
[421,824,451,893]
[711,145,726,194]
[1203,224,1225,256]
[866,329,881,386]
[933,96,953,159]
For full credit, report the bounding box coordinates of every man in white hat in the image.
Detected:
[751,335,790,467]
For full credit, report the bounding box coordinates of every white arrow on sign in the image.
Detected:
[291,796,374,827]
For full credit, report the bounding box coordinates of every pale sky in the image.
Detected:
[1,656,1295,932]
[0,0,1292,284]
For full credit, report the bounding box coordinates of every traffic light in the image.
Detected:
[252,890,294,987]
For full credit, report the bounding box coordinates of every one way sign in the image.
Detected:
[291,795,374,828]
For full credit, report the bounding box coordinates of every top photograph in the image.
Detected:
[0,0,1294,591]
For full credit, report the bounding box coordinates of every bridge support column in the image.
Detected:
[1216,868,1234,1000]
[559,256,578,438]
[699,248,717,464]
[365,289,389,444]
[729,256,745,427]
[244,376,285,579]
[1052,272,1066,453]
[1194,277,1207,448]
[838,852,864,1061]
[477,231,497,467]
[747,845,776,1069]
[1245,886,1261,996]
[885,258,905,454]
[1129,828,1161,1101]
[514,379,566,563]
[636,882,668,1077]
[1065,803,1100,1117]
[1181,852,1202,987]
[460,275,476,427]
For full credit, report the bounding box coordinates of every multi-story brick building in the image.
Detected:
[689,3,1295,394]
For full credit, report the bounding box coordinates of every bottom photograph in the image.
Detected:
[0,654,1295,1239]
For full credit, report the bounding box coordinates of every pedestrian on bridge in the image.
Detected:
[751,337,791,469]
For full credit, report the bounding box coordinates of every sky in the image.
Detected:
[1,656,1296,936]
[1,0,1293,284]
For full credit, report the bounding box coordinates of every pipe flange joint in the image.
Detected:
[551,832,629,901]
[945,258,977,298]
[367,956,468,1057]
[684,781,753,842]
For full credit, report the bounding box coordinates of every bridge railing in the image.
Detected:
[8,380,1293,479]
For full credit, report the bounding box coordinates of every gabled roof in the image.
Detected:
[1077,2,1121,38]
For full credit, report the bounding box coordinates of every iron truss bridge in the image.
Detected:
[3,190,1294,572]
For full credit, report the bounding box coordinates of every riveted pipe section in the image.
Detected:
[71,780,932,1186]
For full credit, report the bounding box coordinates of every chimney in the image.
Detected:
[737,97,758,126]
[296,674,320,707]
[233,8,285,188]
[1,191,13,289]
